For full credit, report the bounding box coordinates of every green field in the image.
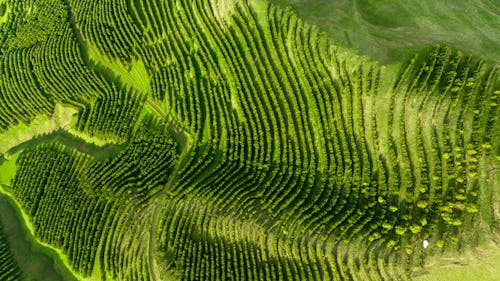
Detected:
[414,239,500,281]
[271,0,500,63]
[0,0,498,280]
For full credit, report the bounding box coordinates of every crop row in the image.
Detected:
[12,143,101,275]
[0,0,115,133]
[85,114,179,201]
[76,88,146,143]
[149,1,389,279]
[148,1,498,280]
[0,48,55,131]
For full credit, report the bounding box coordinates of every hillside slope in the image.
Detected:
[0,0,498,280]
[271,0,500,63]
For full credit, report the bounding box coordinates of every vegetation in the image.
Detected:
[8,114,178,279]
[0,220,22,280]
[75,88,146,143]
[270,0,500,63]
[0,193,77,281]
[0,0,498,280]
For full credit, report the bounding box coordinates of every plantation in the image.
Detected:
[0,0,498,280]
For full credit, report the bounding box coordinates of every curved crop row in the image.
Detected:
[0,0,116,133]
[146,1,499,280]
[76,88,146,143]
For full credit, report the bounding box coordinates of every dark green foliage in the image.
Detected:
[84,115,179,199]
[0,0,114,133]
[0,3,6,17]
[77,88,146,143]
[0,223,23,281]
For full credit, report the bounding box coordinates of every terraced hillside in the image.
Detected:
[0,0,498,280]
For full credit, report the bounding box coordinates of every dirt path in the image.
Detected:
[64,3,191,279]
[147,144,190,281]
[146,99,188,147]
[143,100,190,281]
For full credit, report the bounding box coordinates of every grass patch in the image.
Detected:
[270,0,500,63]
[0,0,9,25]
[0,104,77,155]
[414,240,500,281]
[87,43,151,94]
[0,151,20,186]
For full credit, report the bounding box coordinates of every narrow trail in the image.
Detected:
[64,2,193,279]
[147,145,190,281]
[145,97,192,281]
[146,99,188,147]
[145,98,191,281]
[0,129,124,165]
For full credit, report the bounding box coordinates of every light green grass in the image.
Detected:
[210,0,237,23]
[87,44,151,94]
[0,152,20,186]
[0,0,9,25]
[270,0,500,63]
[0,104,77,155]
[414,241,500,281]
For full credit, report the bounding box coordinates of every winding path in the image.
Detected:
[64,2,192,279]
[146,99,188,147]
[144,99,191,281]
[147,144,190,281]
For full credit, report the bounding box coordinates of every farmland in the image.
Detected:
[0,0,498,280]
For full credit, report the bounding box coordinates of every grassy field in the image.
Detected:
[0,104,77,155]
[270,0,500,63]
[86,45,151,94]
[414,239,500,281]
[0,152,19,186]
